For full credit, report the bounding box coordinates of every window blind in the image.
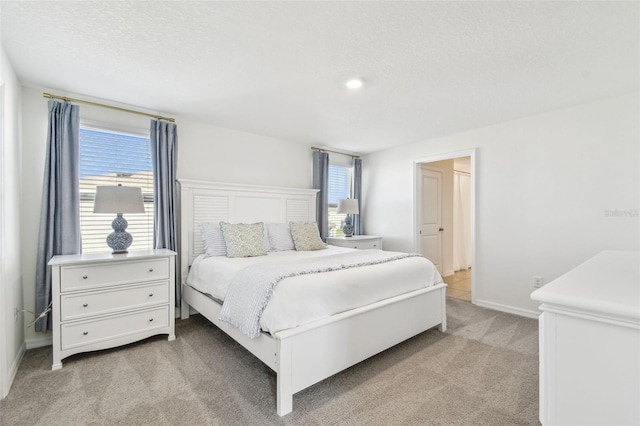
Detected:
[79,127,154,254]
[328,165,348,205]
[327,164,352,236]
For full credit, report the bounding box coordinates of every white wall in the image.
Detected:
[364,93,640,316]
[176,116,312,187]
[20,86,313,344]
[0,45,25,398]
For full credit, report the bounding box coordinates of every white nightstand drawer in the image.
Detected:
[60,281,169,321]
[349,240,380,249]
[327,236,382,250]
[61,305,169,350]
[61,258,169,291]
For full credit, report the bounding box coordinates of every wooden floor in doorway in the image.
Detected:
[444,269,471,301]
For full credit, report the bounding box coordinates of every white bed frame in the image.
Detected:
[178,179,447,416]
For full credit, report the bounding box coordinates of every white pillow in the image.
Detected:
[220,222,267,258]
[262,225,271,252]
[201,222,226,257]
[290,222,327,251]
[266,223,295,251]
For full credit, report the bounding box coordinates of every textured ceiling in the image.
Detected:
[1,1,638,153]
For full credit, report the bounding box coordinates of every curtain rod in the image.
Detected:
[311,146,360,159]
[42,93,175,123]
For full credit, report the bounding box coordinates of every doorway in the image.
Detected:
[414,149,475,303]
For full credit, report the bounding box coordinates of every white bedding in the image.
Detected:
[186,245,443,334]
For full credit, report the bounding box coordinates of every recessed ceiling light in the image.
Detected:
[345,78,364,89]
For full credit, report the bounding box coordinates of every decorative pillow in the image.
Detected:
[201,222,226,257]
[219,222,267,258]
[289,222,327,251]
[266,223,295,251]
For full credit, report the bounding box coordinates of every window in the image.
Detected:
[79,125,154,254]
[327,164,352,236]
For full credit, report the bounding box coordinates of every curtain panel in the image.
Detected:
[150,120,180,306]
[453,171,472,271]
[312,151,329,241]
[35,100,81,332]
[352,158,362,235]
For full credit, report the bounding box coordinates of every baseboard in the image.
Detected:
[9,342,26,382]
[3,341,26,399]
[442,270,455,277]
[474,299,540,319]
[26,336,52,349]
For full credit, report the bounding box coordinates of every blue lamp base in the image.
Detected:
[107,214,133,254]
[342,215,354,237]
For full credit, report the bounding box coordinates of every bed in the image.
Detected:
[178,179,447,416]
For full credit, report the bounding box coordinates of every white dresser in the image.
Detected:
[531,250,640,426]
[326,235,382,250]
[49,249,177,370]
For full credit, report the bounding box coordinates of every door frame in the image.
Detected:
[0,81,7,398]
[413,148,476,302]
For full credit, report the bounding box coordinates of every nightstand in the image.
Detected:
[326,235,383,250]
[49,249,176,370]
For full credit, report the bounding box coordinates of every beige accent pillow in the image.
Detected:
[289,222,327,251]
[219,222,267,258]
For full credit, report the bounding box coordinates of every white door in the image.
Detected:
[421,169,443,273]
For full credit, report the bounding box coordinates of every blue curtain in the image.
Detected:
[35,100,81,332]
[150,120,179,306]
[312,151,329,241]
[352,158,362,235]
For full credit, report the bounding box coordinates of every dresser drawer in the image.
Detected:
[60,258,169,291]
[61,305,169,350]
[60,281,169,321]
[349,240,381,249]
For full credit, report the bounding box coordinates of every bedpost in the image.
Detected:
[276,338,293,416]
[180,289,190,319]
[439,287,447,332]
[179,179,191,320]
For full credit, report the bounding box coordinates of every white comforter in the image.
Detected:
[186,246,443,334]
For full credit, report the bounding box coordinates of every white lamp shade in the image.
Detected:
[93,185,145,214]
[337,198,359,215]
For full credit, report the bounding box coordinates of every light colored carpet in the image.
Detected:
[0,298,540,425]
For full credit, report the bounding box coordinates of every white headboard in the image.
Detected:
[178,179,318,281]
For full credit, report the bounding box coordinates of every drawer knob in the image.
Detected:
[148,268,154,272]
[83,331,88,336]
[148,318,154,322]
[354,246,358,249]
[82,275,88,279]
[82,303,88,307]
[149,293,154,297]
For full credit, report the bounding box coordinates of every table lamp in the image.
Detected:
[337,198,359,237]
[93,185,145,253]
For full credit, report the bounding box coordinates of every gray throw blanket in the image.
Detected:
[218,249,421,338]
